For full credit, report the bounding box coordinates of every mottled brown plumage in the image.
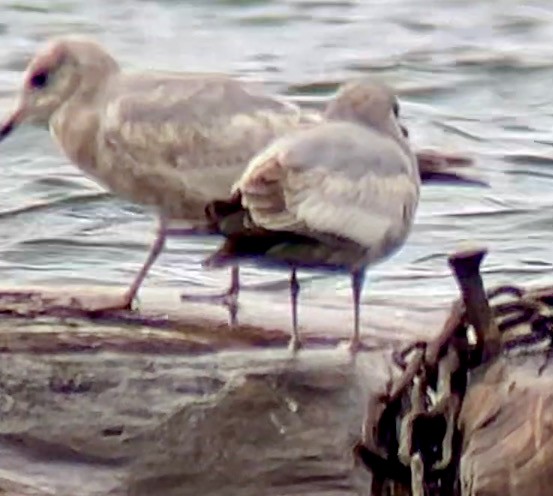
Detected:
[0,35,319,315]
[0,37,481,322]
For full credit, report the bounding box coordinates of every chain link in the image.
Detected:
[355,281,553,496]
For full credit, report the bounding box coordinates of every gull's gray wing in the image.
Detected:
[235,121,419,250]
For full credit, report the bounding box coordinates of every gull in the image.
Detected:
[0,35,318,317]
[0,35,479,324]
[204,79,420,352]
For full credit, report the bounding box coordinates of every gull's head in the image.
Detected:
[0,35,119,141]
[324,78,407,145]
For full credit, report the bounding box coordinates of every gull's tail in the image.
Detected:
[416,149,488,187]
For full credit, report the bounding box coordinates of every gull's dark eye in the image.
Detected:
[30,71,49,89]
[392,100,400,117]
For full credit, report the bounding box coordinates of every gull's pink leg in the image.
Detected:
[119,217,171,308]
[60,217,171,313]
[0,219,224,315]
[95,219,218,312]
[84,217,170,312]
[180,265,241,328]
[106,218,241,325]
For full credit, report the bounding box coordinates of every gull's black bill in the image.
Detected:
[0,108,24,142]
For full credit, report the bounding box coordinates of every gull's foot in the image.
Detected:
[0,291,44,315]
[180,290,237,307]
[348,338,362,355]
[180,290,239,328]
[287,336,303,353]
[0,289,136,320]
[338,337,365,355]
[0,291,40,305]
[67,292,136,315]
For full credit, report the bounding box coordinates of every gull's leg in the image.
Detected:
[221,265,240,328]
[180,265,240,307]
[0,218,216,315]
[288,268,302,352]
[138,223,241,327]
[227,265,240,327]
[105,220,224,312]
[64,217,170,313]
[180,265,241,327]
[117,216,170,309]
[349,268,366,353]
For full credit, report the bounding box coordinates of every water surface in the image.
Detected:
[1,0,553,311]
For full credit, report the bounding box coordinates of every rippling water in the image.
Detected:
[1,0,553,307]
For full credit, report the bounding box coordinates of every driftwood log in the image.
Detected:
[0,284,448,496]
[1,268,553,495]
[459,354,553,496]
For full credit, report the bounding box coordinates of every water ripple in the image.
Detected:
[0,0,552,300]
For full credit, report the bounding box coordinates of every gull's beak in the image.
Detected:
[0,106,25,142]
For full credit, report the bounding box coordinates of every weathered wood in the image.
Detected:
[5,284,553,496]
[0,347,382,495]
[459,354,553,496]
[0,284,448,496]
[0,284,449,353]
[457,282,553,495]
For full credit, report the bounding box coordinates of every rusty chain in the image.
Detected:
[354,248,553,496]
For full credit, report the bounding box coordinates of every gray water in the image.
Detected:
[1,0,553,307]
